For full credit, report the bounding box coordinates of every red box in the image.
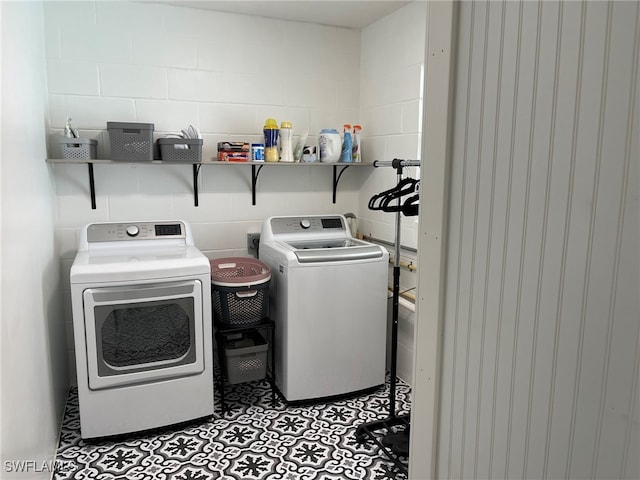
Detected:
[218,151,249,162]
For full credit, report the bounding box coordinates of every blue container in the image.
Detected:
[340,126,353,163]
[251,143,265,162]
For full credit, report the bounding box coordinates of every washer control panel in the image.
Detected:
[126,225,140,237]
[87,222,185,242]
[269,216,345,235]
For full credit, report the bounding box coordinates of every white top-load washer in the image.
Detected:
[70,220,213,439]
[260,214,389,402]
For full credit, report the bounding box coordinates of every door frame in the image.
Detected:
[409,2,458,478]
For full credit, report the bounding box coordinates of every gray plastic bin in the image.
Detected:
[223,330,268,384]
[59,138,97,160]
[158,138,203,162]
[107,122,154,161]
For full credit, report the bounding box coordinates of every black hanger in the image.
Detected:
[402,193,419,217]
[368,178,414,210]
[379,179,419,212]
[380,178,418,210]
[368,178,419,211]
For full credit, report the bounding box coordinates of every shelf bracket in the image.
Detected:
[193,164,201,207]
[332,165,350,203]
[251,164,264,205]
[87,163,96,210]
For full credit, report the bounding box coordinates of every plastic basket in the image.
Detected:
[212,282,269,326]
[158,138,203,162]
[59,138,97,160]
[211,258,271,326]
[223,330,268,384]
[210,257,271,287]
[107,122,154,161]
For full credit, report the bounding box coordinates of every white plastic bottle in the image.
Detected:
[279,121,294,162]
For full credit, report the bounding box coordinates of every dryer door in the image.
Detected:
[83,279,205,390]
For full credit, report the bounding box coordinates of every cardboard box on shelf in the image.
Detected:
[218,151,249,162]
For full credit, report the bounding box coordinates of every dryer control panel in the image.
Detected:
[269,216,345,235]
[86,221,186,242]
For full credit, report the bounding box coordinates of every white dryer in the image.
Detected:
[70,220,213,439]
[260,214,389,402]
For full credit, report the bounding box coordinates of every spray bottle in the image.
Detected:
[340,124,353,163]
[352,124,362,162]
[64,116,78,138]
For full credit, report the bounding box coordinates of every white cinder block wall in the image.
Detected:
[438,2,639,479]
[43,1,427,385]
[359,2,428,383]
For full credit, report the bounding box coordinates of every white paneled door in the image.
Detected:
[414,1,639,479]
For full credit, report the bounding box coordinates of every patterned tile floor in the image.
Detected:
[54,376,411,479]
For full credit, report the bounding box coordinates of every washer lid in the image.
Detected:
[70,245,210,283]
[269,238,385,264]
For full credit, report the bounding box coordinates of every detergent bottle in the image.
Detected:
[318,129,341,162]
[263,118,279,162]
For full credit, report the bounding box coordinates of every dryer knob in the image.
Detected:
[300,219,311,229]
[126,225,140,237]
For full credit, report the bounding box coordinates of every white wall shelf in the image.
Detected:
[46,159,371,209]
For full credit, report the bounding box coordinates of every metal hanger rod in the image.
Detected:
[373,159,421,168]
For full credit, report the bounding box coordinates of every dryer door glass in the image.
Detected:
[97,298,195,371]
[83,280,205,390]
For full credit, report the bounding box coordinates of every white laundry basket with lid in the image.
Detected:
[210,257,271,326]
